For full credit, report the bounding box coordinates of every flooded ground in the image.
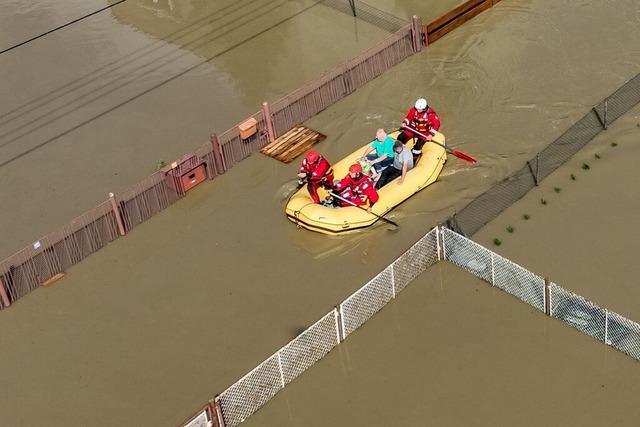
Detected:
[1,0,640,425]
[0,0,392,258]
[475,103,640,321]
[246,263,640,426]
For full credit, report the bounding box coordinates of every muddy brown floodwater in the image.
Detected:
[1,0,640,426]
[475,103,640,321]
[246,263,640,427]
[0,0,391,258]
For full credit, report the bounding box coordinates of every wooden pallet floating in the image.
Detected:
[260,125,326,163]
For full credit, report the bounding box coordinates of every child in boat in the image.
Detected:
[362,129,395,180]
[375,140,414,189]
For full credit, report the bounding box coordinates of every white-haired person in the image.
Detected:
[361,128,395,181]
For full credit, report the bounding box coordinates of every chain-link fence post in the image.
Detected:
[605,309,610,345]
[334,306,345,342]
[436,225,446,260]
[390,265,396,298]
[490,252,496,285]
[348,0,356,16]
[544,278,551,316]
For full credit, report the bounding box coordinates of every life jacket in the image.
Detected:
[302,157,333,182]
[404,107,440,134]
[337,174,379,205]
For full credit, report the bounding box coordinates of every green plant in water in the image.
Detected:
[570,173,576,180]
[493,238,502,246]
[595,154,601,159]
[611,142,618,147]
[523,214,530,220]
[554,187,561,193]
[506,225,514,233]
[582,163,591,170]
[541,198,547,205]
[157,160,167,170]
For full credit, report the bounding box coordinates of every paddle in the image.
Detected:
[329,191,399,228]
[402,125,477,164]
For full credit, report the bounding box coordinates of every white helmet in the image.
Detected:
[415,98,428,111]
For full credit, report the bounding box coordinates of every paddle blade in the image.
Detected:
[451,149,477,164]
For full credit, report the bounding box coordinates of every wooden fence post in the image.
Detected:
[262,101,276,142]
[108,193,126,236]
[0,276,10,308]
[210,134,226,174]
[423,24,430,47]
[411,15,423,52]
[213,396,226,427]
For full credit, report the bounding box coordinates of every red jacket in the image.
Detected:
[334,174,379,206]
[402,107,440,135]
[300,157,333,182]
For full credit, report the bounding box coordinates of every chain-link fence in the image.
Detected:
[182,228,439,427]
[181,226,640,426]
[446,72,640,238]
[322,0,408,33]
[442,228,545,311]
[441,227,640,361]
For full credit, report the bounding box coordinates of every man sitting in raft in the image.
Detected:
[362,128,395,180]
[397,98,440,163]
[375,140,413,189]
[331,163,379,212]
[298,150,334,204]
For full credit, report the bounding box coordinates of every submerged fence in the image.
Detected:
[445,73,640,237]
[180,229,440,427]
[0,15,418,310]
[0,0,508,310]
[180,225,640,427]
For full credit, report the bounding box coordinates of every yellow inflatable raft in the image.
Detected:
[286,131,447,234]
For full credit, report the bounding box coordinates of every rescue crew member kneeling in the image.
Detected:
[332,163,379,212]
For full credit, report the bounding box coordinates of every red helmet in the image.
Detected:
[305,150,320,164]
[349,163,362,174]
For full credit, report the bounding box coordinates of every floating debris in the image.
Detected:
[595,153,601,159]
[523,214,530,220]
[506,225,514,233]
[493,238,502,246]
[570,173,576,180]
[611,142,618,147]
[541,198,547,205]
[582,163,591,170]
[554,187,561,193]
